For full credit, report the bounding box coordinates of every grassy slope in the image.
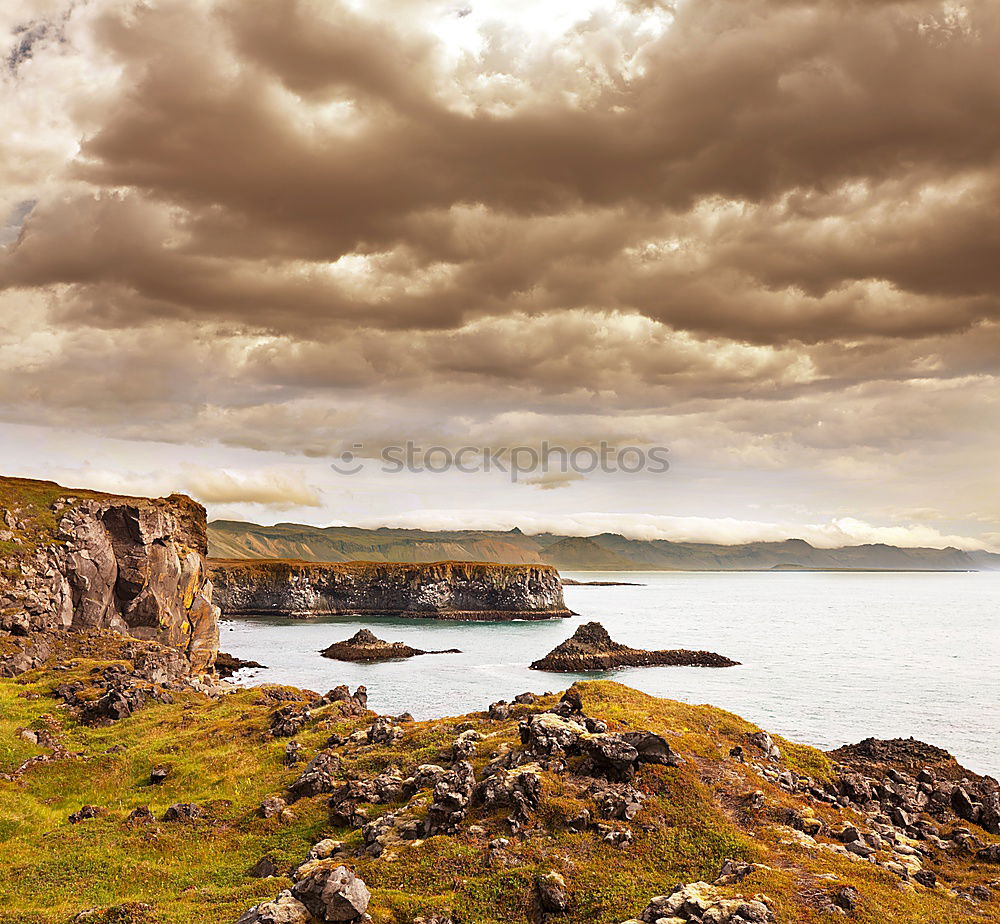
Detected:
[0,670,997,924]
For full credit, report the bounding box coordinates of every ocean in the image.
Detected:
[219,570,1000,777]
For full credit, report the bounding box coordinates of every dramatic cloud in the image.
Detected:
[1,0,998,547]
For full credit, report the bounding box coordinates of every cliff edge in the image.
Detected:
[0,475,220,672]
[210,558,572,620]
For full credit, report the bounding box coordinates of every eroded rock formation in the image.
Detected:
[0,476,220,672]
[530,621,739,672]
[210,559,572,620]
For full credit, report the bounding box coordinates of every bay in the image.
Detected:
[220,570,1000,777]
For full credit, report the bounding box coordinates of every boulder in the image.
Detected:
[748,732,782,762]
[69,805,101,824]
[290,752,342,800]
[162,802,204,822]
[260,796,288,819]
[149,765,170,785]
[250,856,281,878]
[291,864,371,922]
[236,890,313,924]
[537,871,569,913]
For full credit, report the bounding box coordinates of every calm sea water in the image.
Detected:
[220,571,1000,777]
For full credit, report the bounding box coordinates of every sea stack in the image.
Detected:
[530,621,739,672]
[321,628,461,662]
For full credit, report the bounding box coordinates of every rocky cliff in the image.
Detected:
[0,476,219,672]
[209,559,572,620]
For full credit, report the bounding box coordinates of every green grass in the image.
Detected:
[0,673,997,924]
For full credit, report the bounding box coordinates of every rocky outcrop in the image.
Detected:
[320,628,460,662]
[237,865,370,924]
[215,651,267,677]
[210,559,572,620]
[530,621,739,671]
[0,476,220,673]
[625,881,776,924]
[826,737,1000,836]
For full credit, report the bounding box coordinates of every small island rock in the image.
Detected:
[321,629,460,662]
[530,621,738,672]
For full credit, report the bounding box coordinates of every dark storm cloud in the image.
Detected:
[1,0,999,482]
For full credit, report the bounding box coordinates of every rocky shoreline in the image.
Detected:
[2,475,999,923]
[320,628,461,662]
[530,621,739,671]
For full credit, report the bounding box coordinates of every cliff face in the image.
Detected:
[210,559,571,620]
[0,476,219,672]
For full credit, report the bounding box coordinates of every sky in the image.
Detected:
[1,0,999,550]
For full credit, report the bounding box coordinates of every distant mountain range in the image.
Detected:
[208,520,1000,571]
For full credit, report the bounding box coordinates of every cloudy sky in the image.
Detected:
[2,0,999,549]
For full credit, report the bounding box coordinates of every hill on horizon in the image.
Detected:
[207,519,1000,571]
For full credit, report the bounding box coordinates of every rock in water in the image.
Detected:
[320,629,460,662]
[529,621,738,672]
[215,651,267,677]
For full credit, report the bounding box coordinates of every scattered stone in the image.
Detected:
[289,752,343,800]
[632,882,775,923]
[748,731,782,762]
[291,863,371,922]
[162,802,204,823]
[913,870,937,888]
[125,806,154,825]
[367,716,403,746]
[426,760,475,835]
[474,765,542,833]
[284,741,304,766]
[69,805,101,824]
[537,871,569,913]
[259,796,288,819]
[269,704,312,738]
[236,890,312,924]
[320,685,368,716]
[149,765,170,785]
[832,885,860,912]
[250,856,281,878]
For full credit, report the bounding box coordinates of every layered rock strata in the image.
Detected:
[210,559,572,620]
